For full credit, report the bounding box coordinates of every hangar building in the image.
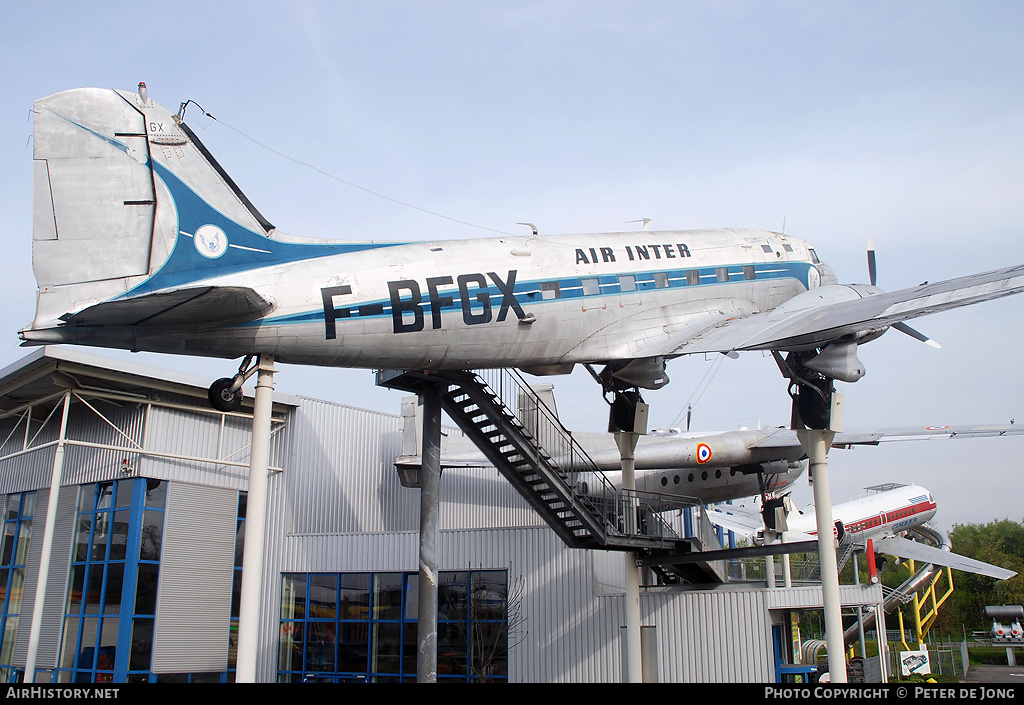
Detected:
[0,347,880,683]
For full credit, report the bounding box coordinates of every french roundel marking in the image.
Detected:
[194,224,229,259]
[925,425,950,431]
[696,443,713,464]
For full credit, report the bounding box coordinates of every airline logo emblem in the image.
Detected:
[696,443,713,464]
[194,225,228,259]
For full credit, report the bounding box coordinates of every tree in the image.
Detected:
[933,520,1024,633]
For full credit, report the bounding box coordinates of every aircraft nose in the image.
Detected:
[817,261,839,286]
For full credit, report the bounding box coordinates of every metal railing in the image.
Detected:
[468,368,708,547]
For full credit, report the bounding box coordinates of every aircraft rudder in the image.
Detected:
[27,85,274,331]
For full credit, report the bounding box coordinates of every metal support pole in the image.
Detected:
[798,428,847,683]
[765,529,777,588]
[615,431,643,683]
[236,354,275,683]
[24,391,71,683]
[417,385,442,683]
[854,554,867,658]
[875,603,890,681]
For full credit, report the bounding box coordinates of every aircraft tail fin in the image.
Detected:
[517,384,559,439]
[26,86,273,334]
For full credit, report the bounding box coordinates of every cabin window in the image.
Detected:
[540,282,561,300]
[715,267,730,283]
[618,275,636,292]
[653,272,669,288]
[581,278,600,296]
[743,265,756,280]
[686,270,700,286]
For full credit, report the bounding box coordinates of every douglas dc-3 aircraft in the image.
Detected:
[707,483,1017,580]
[18,86,1024,422]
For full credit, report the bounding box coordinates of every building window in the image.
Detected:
[55,478,166,683]
[279,570,509,683]
[0,492,35,682]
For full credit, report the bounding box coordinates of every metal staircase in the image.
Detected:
[378,367,727,583]
[806,529,857,580]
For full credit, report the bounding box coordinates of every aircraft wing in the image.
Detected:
[874,535,1017,580]
[660,264,1024,356]
[56,286,272,329]
[706,501,765,537]
[750,424,1024,450]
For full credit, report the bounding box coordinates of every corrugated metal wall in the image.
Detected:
[0,377,855,683]
[282,397,543,535]
[152,482,237,673]
[645,589,774,682]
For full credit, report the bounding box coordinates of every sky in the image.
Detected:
[1,1,1022,531]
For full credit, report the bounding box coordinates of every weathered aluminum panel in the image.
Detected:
[32,88,154,287]
[152,482,237,673]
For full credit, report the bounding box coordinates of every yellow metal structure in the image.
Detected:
[897,559,955,651]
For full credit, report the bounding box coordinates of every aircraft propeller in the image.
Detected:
[867,238,941,349]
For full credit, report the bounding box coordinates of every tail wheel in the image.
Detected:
[209,377,243,412]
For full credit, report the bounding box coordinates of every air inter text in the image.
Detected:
[576,243,691,265]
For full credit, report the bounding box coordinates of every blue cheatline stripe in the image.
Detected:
[251,260,813,328]
[127,160,408,297]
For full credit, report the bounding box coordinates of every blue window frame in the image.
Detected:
[0,492,35,683]
[279,570,509,683]
[54,479,165,683]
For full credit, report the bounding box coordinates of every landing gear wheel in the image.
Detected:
[209,377,243,412]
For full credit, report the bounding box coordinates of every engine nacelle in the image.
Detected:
[804,341,866,383]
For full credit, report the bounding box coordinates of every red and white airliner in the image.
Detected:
[708,483,1015,580]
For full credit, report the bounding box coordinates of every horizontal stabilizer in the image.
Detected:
[706,502,766,536]
[60,286,272,328]
[874,535,1017,580]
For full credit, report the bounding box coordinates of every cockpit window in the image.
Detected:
[808,248,820,264]
[783,243,794,253]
